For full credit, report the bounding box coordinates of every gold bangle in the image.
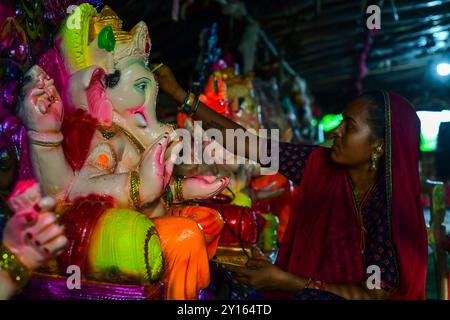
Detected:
[28,132,63,147]
[129,170,141,209]
[29,139,62,147]
[178,92,195,113]
[0,242,30,291]
[150,63,164,73]
[186,92,195,107]
[162,184,173,208]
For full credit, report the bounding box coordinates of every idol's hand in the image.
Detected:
[3,210,68,271]
[4,182,67,271]
[18,65,64,133]
[139,133,180,204]
[177,175,230,201]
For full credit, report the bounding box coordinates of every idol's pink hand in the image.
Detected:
[163,140,183,188]
[3,210,68,271]
[18,65,63,133]
[139,133,173,204]
[180,176,230,201]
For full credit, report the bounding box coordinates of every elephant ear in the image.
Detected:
[61,65,112,170]
[86,67,113,126]
[67,66,112,126]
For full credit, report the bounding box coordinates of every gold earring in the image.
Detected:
[370,152,378,171]
[370,145,382,171]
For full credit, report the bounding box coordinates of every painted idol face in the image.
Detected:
[104,57,171,146]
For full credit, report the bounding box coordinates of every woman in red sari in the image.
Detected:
[155,66,428,300]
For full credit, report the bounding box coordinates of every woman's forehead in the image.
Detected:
[344,98,370,122]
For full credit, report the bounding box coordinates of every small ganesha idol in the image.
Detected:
[16,3,229,300]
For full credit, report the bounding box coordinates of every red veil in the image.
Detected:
[275,91,428,299]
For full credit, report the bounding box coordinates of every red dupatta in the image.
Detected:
[275,91,428,299]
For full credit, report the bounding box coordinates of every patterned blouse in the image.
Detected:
[274,142,399,300]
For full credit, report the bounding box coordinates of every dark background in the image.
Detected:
[107,0,450,114]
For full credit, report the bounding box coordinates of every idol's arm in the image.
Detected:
[28,142,75,200]
[17,65,75,201]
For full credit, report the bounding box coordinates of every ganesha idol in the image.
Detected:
[15,3,230,300]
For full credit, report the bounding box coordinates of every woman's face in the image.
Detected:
[330,98,381,167]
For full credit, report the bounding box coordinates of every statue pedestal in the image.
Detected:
[16,273,164,300]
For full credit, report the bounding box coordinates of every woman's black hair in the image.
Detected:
[357,90,385,141]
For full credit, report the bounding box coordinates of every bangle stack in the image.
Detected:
[178,91,200,117]
[0,242,30,291]
[129,170,141,209]
[162,184,173,207]
[174,177,184,203]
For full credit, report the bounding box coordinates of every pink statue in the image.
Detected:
[15,4,229,300]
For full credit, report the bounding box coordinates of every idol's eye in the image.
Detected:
[136,83,146,91]
[133,79,151,94]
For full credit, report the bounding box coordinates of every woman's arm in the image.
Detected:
[226,259,389,300]
[154,65,318,184]
[154,65,264,163]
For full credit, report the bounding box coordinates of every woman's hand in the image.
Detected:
[152,64,186,104]
[248,183,286,201]
[224,258,290,291]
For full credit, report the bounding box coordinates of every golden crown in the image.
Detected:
[60,4,151,73]
[89,6,132,44]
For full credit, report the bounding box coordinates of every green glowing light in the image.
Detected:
[320,114,343,132]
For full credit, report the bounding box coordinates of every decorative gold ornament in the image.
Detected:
[129,170,141,209]
[0,243,30,291]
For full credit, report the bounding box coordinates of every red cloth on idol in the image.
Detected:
[275,92,428,300]
[58,195,114,274]
[61,110,98,170]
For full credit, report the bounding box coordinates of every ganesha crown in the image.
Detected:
[61,3,151,72]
